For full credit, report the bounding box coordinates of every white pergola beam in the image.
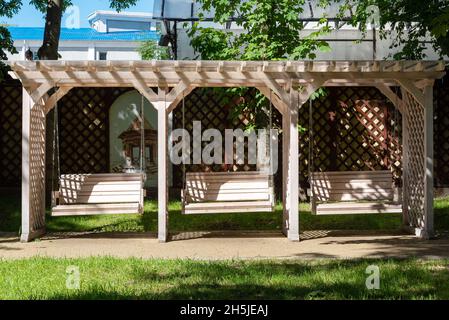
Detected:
[375,84,405,114]
[29,82,53,104]
[12,71,446,88]
[131,78,159,102]
[9,60,444,73]
[44,87,73,114]
[257,87,287,115]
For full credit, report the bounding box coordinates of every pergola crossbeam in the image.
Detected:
[375,84,405,114]
[257,87,287,115]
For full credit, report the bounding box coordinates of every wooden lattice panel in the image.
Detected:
[301,87,402,189]
[0,83,22,187]
[58,88,130,174]
[402,90,425,229]
[172,87,403,191]
[28,101,46,234]
[171,88,280,187]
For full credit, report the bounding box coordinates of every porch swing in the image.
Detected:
[308,95,403,215]
[181,90,275,215]
[51,95,146,217]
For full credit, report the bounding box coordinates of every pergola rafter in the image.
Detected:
[7,60,445,243]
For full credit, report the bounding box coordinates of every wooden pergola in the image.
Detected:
[7,60,446,242]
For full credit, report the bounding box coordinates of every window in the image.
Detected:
[132,147,140,166]
[99,52,107,60]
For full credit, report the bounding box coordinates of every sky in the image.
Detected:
[1,0,155,28]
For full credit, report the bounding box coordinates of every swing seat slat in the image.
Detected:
[310,170,402,215]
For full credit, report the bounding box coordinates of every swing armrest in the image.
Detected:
[51,191,60,206]
[181,188,186,205]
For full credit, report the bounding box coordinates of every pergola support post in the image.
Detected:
[21,88,47,242]
[282,87,300,241]
[400,81,435,239]
[156,100,169,242]
[136,83,193,243]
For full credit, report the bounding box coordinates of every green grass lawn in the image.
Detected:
[0,257,448,299]
[2,193,449,234]
[2,195,449,300]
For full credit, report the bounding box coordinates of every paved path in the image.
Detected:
[1,230,449,260]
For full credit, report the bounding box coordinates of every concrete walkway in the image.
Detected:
[1,230,449,260]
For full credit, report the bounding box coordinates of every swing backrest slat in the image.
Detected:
[184,172,272,203]
[59,173,144,205]
[310,170,395,202]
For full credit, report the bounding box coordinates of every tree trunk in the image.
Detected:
[39,1,62,205]
[38,0,62,60]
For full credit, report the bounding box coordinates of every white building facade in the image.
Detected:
[153,0,447,61]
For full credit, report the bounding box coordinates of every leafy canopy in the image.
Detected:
[187,0,332,60]
[139,40,171,60]
[29,0,138,13]
[0,0,22,60]
[186,0,331,131]
[326,0,449,59]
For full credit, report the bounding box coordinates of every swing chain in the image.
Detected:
[140,94,145,175]
[51,98,60,208]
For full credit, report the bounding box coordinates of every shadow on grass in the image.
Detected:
[2,193,449,235]
[40,259,449,300]
[0,192,21,233]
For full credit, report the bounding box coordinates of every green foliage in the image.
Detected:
[0,0,21,70]
[29,0,71,13]
[186,0,332,130]
[188,0,331,60]
[29,0,137,13]
[326,0,449,59]
[138,40,171,60]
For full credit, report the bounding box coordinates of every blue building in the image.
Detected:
[7,10,159,61]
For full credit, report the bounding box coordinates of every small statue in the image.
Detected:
[122,157,136,173]
[25,49,34,61]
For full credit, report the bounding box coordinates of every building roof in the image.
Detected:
[88,10,153,22]
[8,27,159,42]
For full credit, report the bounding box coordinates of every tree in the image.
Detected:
[327,0,449,59]
[138,40,171,60]
[0,0,22,79]
[0,1,21,58]
[34,0,63,59]
[187,0,331,60]
[31,0,139,60]
[186,0,331,130]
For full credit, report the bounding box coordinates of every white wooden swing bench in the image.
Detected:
[51,173,145,216]
[182,171,275,215]
[310,170,402,215]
